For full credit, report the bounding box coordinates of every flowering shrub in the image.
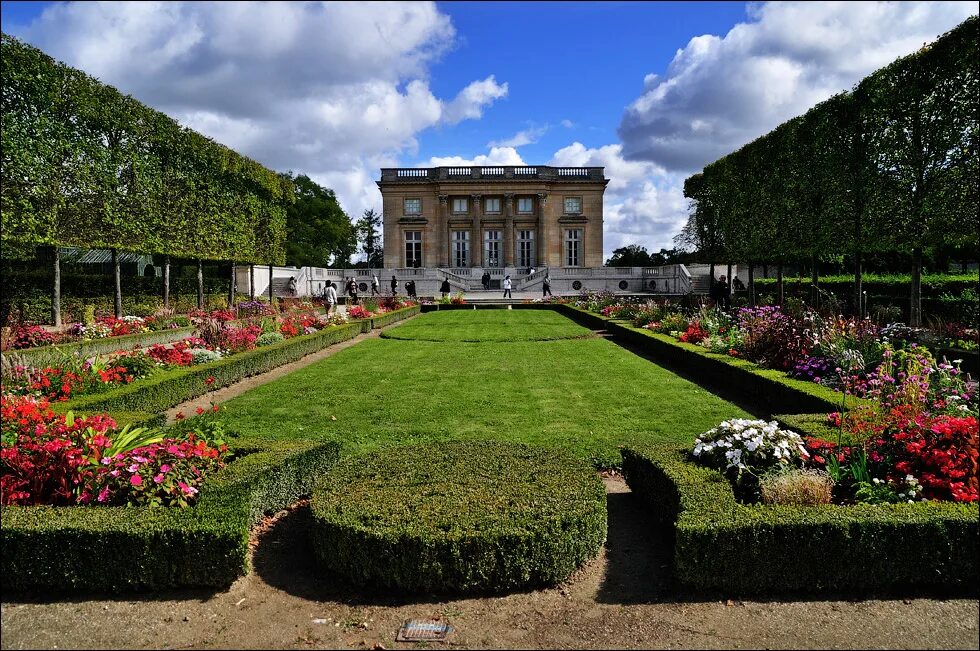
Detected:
[348,305,372,319]
[10,324,55,349]
[693,419,809,496]
[215,325,261,353]
[256,332,285,347]
[146,341,195,367]
[678,321,709,344]
[190,308,236,323]
[449,293,466,305]
[322,313,349,327]
[2,358,134,401]
[790,356,836,385]
[236,300,275,318]
[0,394,230,507]
[737,306,810,370]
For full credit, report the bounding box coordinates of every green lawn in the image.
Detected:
[380,309,593,342]
[220,310,752,467]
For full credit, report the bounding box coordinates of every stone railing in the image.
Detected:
[380,166,605,182]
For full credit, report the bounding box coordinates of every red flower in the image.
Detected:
[175,412,186,421]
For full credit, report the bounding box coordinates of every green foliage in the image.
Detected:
[355,208,384,268]
[311,441,606,593]
[283,173,356,268]
[0,34,289,264]
[0,438,340,592]
[621,444,979,594]
[678,17,978,314]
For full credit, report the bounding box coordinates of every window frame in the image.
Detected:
[564,228,582,267]
[484,197,502,214]
[452,197,468,214]
[404,197,422,215]
[517,196,534,214]
[405,230,423,267]
[563,196,582,215]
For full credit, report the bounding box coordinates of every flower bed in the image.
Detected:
[621,443,979,594]
[311,440,606,593]
[1,432,340,592]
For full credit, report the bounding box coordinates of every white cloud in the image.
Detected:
[560,119,575,129]
[487,124,548,148]
[12,1,507,225]
[619,1,978,172]
[426,147,526,167]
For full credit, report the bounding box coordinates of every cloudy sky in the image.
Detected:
[2,1,976,261]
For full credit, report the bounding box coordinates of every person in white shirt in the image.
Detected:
[324,281,338,315]
[502,275,512,299]
[371,274,380,296]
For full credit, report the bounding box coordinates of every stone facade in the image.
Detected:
[377,166,607,269]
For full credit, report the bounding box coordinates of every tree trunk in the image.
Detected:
[197,259,204,309]
[748,263,755,307]
[52,247,61,327]
[726,262,733,298]
[853,250,863,319]
[910,247,923,327]
[112,248,122,318]
[762,263,769,279]
[777,263,784,306]
[163,255,171,310]
[228,262,236,309]
[810,255,820,309]
[268,264,274,304]
[708,262,715,300]
[249,264,256,300]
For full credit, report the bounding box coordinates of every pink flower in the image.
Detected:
[128,463,139,473]
[153,473,165,484]
[178,481,198,496]
[98,487,110,503]
[160,464,171,473]
[130,474,143,486]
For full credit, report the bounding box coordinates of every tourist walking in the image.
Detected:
[502,275,512,299]
[711,275,730,310]
[440,278,451,299]
[324,281,338,315]
[406,280,417,299]
[481,271,491,290]
[542,272,552,297]
[390,275,398,295]
[371,274,380,296]
[346,277,358,306]
[287,276,297,297]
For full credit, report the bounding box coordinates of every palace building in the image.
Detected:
[377,166,607,269]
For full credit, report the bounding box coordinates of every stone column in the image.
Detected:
[536,193,547,268]
[503,193,515,268]
[437,194,449,267]
[471,194,483,267]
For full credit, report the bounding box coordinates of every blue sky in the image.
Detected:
[2,1,976,260]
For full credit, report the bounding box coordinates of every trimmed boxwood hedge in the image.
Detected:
[2,326,195,373]
[0,436,340,592]
[311,440,607,594]
[621,444,979,594]
[368,304,421,329]
[554,304,850,415]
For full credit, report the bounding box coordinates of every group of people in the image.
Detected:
[709,274,746,309]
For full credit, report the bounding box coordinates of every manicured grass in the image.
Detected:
[219,311,751,468]
[380,309,593,342]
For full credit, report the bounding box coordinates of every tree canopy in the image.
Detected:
[282,173,356,268]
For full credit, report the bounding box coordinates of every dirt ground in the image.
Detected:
[2,475,977,650]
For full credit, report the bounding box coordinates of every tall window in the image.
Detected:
[452,230,469,267]
[518,230,535,268]
[404,198,421,215]
[485,197,501,214]
[517,197,534,214]
[405,231,422,267]
[452,197,468,213]
[563,196,582,214]
[564,229,582,267]
[484,230,501,268]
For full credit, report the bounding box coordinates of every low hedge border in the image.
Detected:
[2,326,195,374]
[311,440,607,594]
[58,322,363,414]
[554,304,848,415]
[0,436,341,592]
[621,444,979,595]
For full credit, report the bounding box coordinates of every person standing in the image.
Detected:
[542,272,552,297]
[502,275,512,299]
[371,274,380,296]
[347,277,358,306]
[440,278,451,299]
[324,281,338,315]
[390,275,398,295]
[481,271,490,291]
[287,276,297,297]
